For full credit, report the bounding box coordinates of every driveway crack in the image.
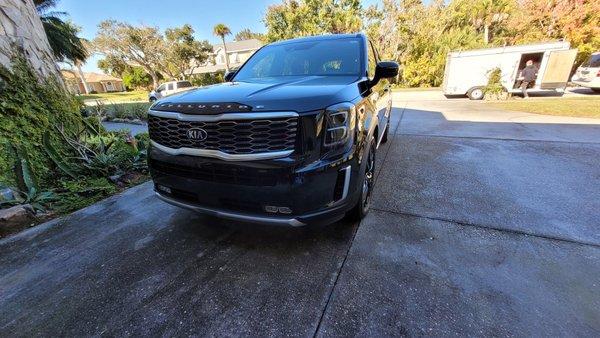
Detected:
[371,207,600,249]
[313,104,407,337]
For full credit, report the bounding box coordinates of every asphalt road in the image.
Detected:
[1,95,599,336]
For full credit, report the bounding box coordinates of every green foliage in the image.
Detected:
[0,187,56,213]
[122,67,153,90]
[165,24,213,80]
[83,102,151,121]
[53,177,117,214]
[483,67,507,100]
[0,53,82,188]
[43,120,148,179]
[1,142,56,212]
[34,0,88,63]
[263,0,363,42]
[190,72,225,87]
[235,28,264,41]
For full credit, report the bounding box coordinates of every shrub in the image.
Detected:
[83,102,151,121]
[483,67,508,100]
[0,53,83,188]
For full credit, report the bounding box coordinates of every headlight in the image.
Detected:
[324,103,356,147]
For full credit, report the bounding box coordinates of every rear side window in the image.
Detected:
[177,81,192,88]
[234,38,361,80]
[583,54,600,67]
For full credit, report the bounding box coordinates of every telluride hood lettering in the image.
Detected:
[154,76,361,113]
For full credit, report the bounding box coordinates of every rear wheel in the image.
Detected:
[467,87,484,100]
[349,137,376,220]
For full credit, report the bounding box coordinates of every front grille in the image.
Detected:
[148,114,298,155]
[150,159,280,186]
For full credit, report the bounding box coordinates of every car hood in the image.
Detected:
[153,76,361,113]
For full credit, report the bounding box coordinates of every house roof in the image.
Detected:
[213,39,262,53]
[61,70,122,82]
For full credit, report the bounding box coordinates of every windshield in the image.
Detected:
[582,54,600,68]
[233,38,362,81]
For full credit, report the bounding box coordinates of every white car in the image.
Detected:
[571,52,600,93]
[149,81,194,101]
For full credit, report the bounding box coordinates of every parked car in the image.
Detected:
[571,52,600,93]
[148,80,194,101]
[148,33,398,226]
[443,41,578,99]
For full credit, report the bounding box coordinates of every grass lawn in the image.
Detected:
[488,97,600,119]
[79,90,148,103]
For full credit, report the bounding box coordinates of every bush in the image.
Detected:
[83,102,151,121]
[0,53,83,188]
[190,71,224,86]
[483,67,508,100]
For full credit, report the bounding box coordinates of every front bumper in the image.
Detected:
[149,145,360,226]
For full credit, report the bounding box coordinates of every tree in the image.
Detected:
[449,0,515,45]
[34,0,89,92]
[234,28,264,41]
[165,24,212,80]
[97,54,131,77]
[94,20,166,88]
[506,0,600,67]
[34,0,88,62]
[263,0,363,42]
[213,24,232,72]
[122,67,153,90]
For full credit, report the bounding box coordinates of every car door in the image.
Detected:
[367,40,391,146]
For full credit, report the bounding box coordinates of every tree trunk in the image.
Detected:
[484,24,490,45]
[221,36,230,72]
[150,72,159,89]
[75,61,90,94]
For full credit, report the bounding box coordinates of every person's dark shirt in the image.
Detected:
[521,65,538,82]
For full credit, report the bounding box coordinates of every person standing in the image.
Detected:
[519,60,538,98]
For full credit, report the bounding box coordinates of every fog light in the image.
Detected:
[264,205,292,214]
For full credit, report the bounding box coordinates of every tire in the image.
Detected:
[467,87,484,100]
[149,97,157,102]
[592,88,600,93]
[381,119,390,143]
[349,137,376,221]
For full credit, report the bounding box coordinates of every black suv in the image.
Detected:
[148,33,398,226]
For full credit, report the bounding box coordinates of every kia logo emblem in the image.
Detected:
[186,128,208,141]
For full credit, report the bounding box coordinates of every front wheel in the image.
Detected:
[349,137,376,220]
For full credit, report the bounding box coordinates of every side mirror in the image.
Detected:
[224,68,238,82]
[371,61,399,86]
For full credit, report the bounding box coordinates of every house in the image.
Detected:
[61,70,125,94]
[192,39,263,75]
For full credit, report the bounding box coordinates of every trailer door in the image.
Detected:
[540,49,578,89]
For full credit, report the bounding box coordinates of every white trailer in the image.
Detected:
[442,41,577,100]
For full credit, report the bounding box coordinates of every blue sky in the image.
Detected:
[57,0,382,73]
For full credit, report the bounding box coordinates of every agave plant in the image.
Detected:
[1,144,55,212]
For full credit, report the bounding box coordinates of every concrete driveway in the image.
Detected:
[1,94,599,336]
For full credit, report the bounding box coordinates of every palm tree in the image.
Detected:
[213,23,232,72]
[34,0,90,92]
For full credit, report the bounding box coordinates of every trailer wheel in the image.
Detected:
[467,87,484,100]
